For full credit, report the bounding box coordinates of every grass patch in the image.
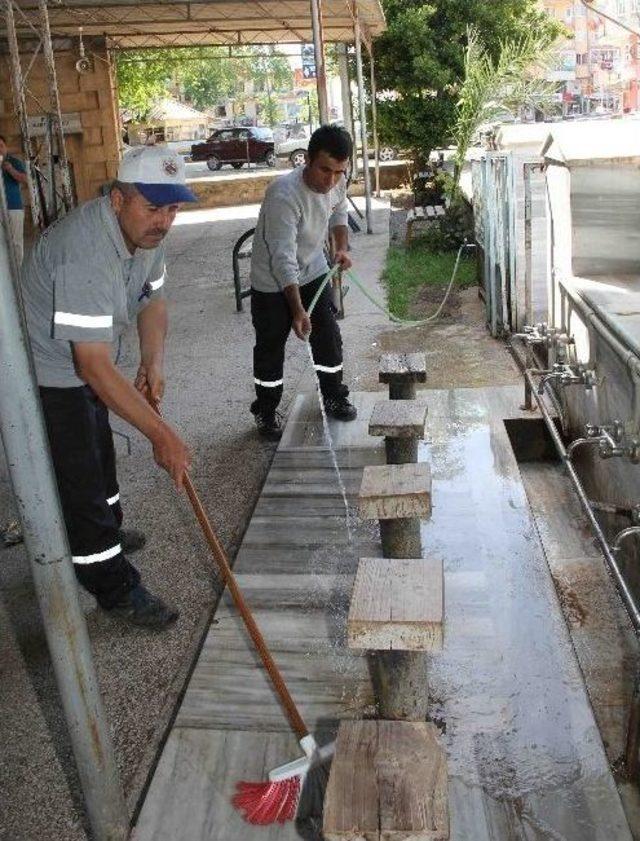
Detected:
[382,239,478,320]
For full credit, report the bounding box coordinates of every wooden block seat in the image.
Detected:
[369,400,428,464]
[359,463,432,521]
[348,558,443,652]
[323,720,449,840]
[379,353,427,399]
[369,400,428,438]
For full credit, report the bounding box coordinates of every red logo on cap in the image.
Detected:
[163,159,178,176]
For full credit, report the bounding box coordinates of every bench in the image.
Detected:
[406,204,446,244]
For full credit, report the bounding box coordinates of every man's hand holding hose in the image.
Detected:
[283,284,312,340]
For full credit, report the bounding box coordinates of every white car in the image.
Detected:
[276,130,398,168]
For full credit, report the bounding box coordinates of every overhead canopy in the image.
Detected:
[3,0,386,50]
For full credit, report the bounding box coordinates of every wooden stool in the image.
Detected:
[358,465,435,720]
[323,720,449,840]
[369,399,428,464]
[379,352,426,400]
[348,557,443,721]
[359,463,432,559]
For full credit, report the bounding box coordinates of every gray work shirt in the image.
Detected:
[250,166,348,293]
[22,196,166,388]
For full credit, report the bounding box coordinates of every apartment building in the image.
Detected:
[542,0,639,112]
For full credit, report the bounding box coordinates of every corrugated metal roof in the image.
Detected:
[4,0,386,50]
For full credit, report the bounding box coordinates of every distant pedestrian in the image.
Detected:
[0,134,27,265]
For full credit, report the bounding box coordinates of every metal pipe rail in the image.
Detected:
[525,367,640,632]
[525,366,640,777]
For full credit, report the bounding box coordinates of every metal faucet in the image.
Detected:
[513,322,574,350]
[613,525,640,554]
[538,363,596,396]
[567,422,640,463]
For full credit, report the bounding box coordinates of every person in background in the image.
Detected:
[0,134,27,265]
[248,124,358,441]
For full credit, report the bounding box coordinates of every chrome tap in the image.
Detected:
[613,525,640,554]
[538,363,590,395]
[568,421,635,461]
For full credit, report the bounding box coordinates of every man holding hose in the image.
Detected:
[21,146,194,630]
[249,124,358,441]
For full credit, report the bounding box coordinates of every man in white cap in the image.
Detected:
[21,146,196,630]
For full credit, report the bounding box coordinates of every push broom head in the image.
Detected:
[232,736,335,826]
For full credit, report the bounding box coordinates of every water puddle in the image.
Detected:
[305,341,352,542]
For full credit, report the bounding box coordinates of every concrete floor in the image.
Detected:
[0,197,390,840]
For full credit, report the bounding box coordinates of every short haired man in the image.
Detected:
[0,134,28,264]
[21,146,195,629]
[249,124,358,440]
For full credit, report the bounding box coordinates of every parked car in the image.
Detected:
[276,128,398,168]
[191,127,276,171]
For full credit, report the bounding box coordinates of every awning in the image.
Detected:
[3,0,386,49]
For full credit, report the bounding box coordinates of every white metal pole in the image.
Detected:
[368,42,381,198]
[0,182,127,840]
[309,0,329,123]
[337,42,358,177]
[354,2,373,234]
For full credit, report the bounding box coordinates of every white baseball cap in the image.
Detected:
[117,145,196,205]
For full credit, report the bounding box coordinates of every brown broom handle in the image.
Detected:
[151,401,309,742]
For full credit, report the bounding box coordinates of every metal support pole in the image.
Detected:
[354,2,373,234]
[3,0,44,229]
[37,0,74,211]
[368,43,381,198]
[309,0,329,124]
[337,42,358,177]
[0,186,127,839]
[524,163,534,327]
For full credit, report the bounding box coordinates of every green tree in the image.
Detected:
[116,47,292,121]
[453,27,558,179]
[370,0,563,160]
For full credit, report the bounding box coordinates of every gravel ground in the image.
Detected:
[0,197,390,840]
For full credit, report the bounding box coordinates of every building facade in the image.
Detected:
[542,0,639,112]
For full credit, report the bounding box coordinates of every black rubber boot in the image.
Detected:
[107,584,179,630]
[323,395,358,421]
[251,401,283,441]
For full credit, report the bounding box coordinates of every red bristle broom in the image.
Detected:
[149,399,335,826]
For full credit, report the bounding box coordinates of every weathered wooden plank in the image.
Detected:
[359,463,432,520]
[348,558,444,651]
[323,720,449,841]
[369,400,429,439]
[426,205,436,218]
[378,353,427,384]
